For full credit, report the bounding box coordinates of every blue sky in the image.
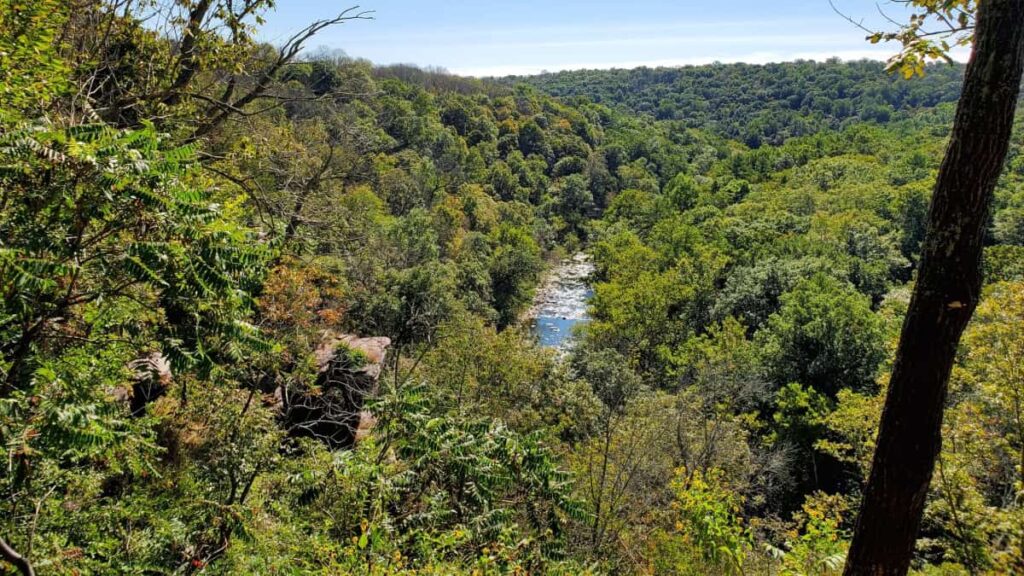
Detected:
[256,1,967,77]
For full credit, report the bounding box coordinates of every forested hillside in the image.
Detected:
[2,1,1024,575]
[509,61,965,146]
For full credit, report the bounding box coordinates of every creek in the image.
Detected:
[527,253,594,349]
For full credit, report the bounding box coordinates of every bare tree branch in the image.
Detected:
[0,537,34,576]
[190,7,374,140]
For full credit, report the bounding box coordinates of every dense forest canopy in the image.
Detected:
[506,61,966,146]
[1,0,1024,574]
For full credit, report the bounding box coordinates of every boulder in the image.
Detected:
[114,353,172,416]
[280,333,391,449]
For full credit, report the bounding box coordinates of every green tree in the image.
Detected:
[652,467,752,576]
[488,225,542,328]
[756,274,884,397]
[0,0,69,120]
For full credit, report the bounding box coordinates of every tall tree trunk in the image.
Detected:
[844,2,1024,575]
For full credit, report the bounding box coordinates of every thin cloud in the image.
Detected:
[322,17,839,45]
[454,33,845,51]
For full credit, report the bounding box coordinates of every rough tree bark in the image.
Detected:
[843,1,1024,575]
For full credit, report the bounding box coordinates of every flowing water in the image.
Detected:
[527,253,594,349]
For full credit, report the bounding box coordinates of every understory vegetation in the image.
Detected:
[2,1,1024,574]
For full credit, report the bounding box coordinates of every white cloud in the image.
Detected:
[456,33,846,51]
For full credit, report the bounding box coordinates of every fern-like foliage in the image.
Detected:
[0,116,271,574]
[324,382,588,570]
[0,121,269,389]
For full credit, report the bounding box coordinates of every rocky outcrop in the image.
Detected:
[115,334,390,450]
[114,353,172,416]
[279,333,391,449]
